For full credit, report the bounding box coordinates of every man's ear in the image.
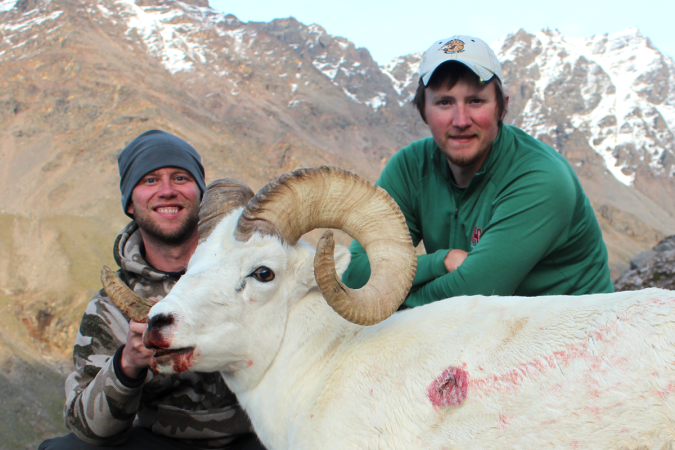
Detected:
[502,94,510,121]
[126,199,134,216]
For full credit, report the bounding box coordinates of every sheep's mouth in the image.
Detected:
[150,346,196,374]
[153,346,194,359]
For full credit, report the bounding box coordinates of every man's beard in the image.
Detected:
[445,143,490,168]
[134,207,200,245]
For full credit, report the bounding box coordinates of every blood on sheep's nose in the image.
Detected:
[143,313,175,349]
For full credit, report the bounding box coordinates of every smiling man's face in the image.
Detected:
[126,167,200,244]
[424,77,505,176]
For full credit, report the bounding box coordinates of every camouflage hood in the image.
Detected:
[114,221,175,282]
[111,221,180,302]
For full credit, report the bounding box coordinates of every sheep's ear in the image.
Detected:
[333,244,351,277]
[294,243,352,290]
[294,244,318,289]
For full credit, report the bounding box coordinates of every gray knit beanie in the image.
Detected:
[118,130,206,217]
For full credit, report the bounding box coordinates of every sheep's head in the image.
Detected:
[102,167,417,379]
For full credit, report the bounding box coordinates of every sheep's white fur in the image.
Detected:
[148,209,675,449]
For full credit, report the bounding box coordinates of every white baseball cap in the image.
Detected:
[419,35,503,86]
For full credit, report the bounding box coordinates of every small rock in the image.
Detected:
[615,235,675,291]
[654,240,675,253]
[630,250,656,270]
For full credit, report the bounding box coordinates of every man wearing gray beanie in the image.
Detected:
[41,130,265,450]
[118,129,207,217]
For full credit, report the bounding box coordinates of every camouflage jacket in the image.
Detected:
[64,222,253,448]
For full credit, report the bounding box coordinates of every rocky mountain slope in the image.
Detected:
[1,0,674,446]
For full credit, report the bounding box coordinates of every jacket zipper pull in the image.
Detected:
[454,208,458,219]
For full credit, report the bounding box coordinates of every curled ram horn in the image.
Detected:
[100,266,155,322]
[199,179,255,243]
[235,166,417,326]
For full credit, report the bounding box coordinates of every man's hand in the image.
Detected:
[444,249,468,273]
[120,320,155,378]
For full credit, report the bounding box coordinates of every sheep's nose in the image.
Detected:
[144,313,175,349]
[147,313,174,331]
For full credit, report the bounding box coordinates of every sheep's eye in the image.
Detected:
[251,266,275,282]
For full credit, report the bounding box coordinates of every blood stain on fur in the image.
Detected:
[428,366,469,408]
[171,348,195,373]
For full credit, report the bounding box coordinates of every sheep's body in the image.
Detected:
[148,210,675,449]
[241,288,675,449]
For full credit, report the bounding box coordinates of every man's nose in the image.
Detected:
[452,105,472,129]
[157,180,178,197]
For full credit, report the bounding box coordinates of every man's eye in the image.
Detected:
[250,267,275,282]
[145,177,157,183]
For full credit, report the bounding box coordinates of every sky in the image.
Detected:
[209,0,674,66]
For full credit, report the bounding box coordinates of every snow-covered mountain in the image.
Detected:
[89,1,675,189]
[497,28,675,187]
[8,0,670,197]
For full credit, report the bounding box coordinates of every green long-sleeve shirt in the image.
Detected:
[342,125,613,308]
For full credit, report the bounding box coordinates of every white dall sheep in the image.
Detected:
[103,167,675,449]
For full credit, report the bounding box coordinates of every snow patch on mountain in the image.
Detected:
[114,0,215,74]
[380,53,422,106]
[342,88,361,104]
[106,0,258,78]
[1,9,62,33]
[499,28,675,186]
[365,92,387,110]
[0,8,63,62]
[0,0,18,13]
[381,54,421,95]
[313,57,344,82]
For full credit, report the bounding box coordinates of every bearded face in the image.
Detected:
[424,78,505,182]
[127,167,201,245]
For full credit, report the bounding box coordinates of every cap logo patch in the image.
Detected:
[441,39,465,54]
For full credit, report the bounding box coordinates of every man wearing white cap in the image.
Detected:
[343,35,613,306]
